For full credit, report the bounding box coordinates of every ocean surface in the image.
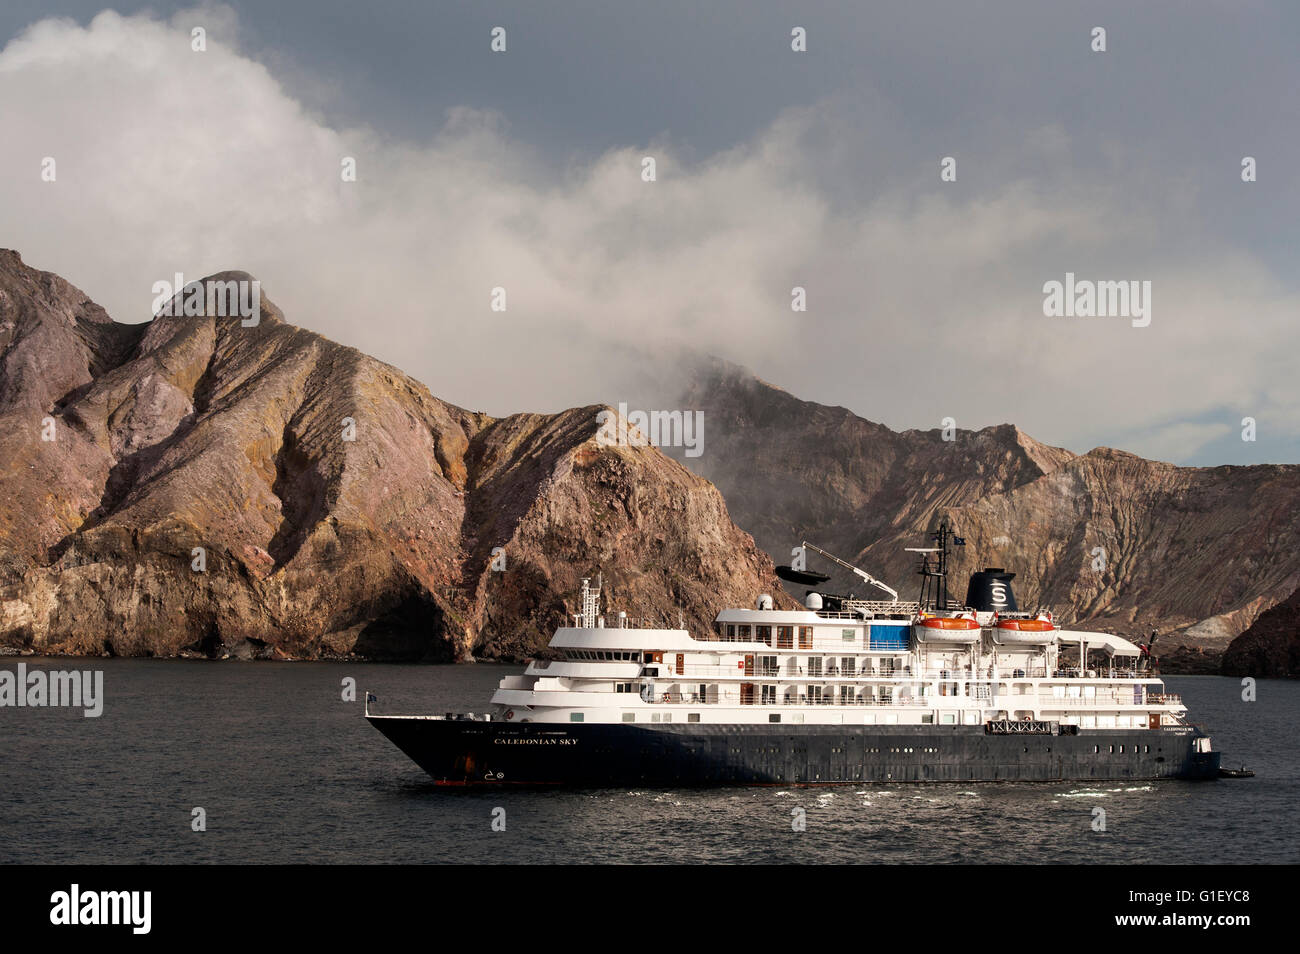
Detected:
[2,659,1296,864]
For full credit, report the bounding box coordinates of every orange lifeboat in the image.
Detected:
[996,618,1055,632]
[992,615,1057,645]
[921,617,981,630]
[914,614,981,644]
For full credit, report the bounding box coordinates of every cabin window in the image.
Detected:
[841,657,856,676]
[808,657,823,677]
[737,624,752,641]
[798,626,813,649]
[761,685,777,705]
[688,713,701,723]
[570,712,584,722]
[726,624,736,639]
[768,713,781,723]
[662,713,672,722]
[842,628,855,642]
[760,655,778,676]
[791,713,805,724]
[622,712,635,722]
[776,626,793,649]
[941,713,956,725]
[614,683,635,693]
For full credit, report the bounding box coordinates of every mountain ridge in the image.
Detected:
[670,356,1300,670]
[0,250,785,660]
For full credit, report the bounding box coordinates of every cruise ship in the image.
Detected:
[367,522,1223,786]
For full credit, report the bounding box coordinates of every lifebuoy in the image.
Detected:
[504,709,514,720]
[737,660,745,670]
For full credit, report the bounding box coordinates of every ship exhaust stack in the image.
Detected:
[964,568,1018,614]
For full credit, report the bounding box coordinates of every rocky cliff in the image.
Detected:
[672,359,1300,671]
[0,251,784,660]
[1221,585,1300,678]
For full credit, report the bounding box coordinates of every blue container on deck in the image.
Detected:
[869,623,910,650]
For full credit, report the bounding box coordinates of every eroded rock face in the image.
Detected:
[673,358,1300,670]
[0,251,784,660]
[1222,586,1300,678]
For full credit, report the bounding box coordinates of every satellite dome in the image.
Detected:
[804,592,824,610]
[756,593,774,611]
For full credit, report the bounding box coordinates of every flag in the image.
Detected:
[366,692,377,703]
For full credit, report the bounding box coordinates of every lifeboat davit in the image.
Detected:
[992,616,1057,645]
[913,614,981,644]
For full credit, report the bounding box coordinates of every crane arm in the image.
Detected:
[800,541,899,602]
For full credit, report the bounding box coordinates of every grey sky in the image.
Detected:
[1,1,1296,466]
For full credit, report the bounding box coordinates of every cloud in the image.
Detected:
[1,5,1296,465]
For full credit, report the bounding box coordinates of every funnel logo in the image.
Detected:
[990,583,1009,607]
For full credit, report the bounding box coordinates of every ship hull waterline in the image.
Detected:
[367,716,1221,787]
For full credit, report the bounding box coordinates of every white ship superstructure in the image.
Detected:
[490,576,1193,738]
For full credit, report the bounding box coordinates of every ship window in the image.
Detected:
[769,713,781,723]
[622,712,635,722]
[688,713,700,723]
[941,713,956,724]
[570,713,584,722]
[662,713,672,722]
[798,626,813,649]
[842,629,855,642]
[737,624,752,641]
[808,657,823,677]
[727,624,736,639]
[841,657,856,675]
[761,685,777,705]
[776,625,793,648]
[921,714,934,724]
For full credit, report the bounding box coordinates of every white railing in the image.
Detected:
[648,690,927,707]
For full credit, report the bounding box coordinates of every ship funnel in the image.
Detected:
[964,568,1018,613]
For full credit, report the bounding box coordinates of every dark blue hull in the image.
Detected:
[367,717,1221,786]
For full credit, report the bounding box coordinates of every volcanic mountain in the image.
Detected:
[668,359,1300,671]
[0,251,783,660]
